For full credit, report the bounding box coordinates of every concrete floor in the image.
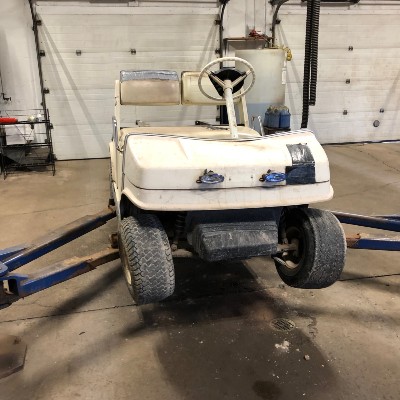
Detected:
[0,143,399,400]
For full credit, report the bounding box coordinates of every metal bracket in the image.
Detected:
[1,93,11,102]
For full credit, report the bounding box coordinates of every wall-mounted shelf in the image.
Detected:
[0,108,55,179]
[224,37,273,51]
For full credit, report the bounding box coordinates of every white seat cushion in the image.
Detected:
[120,70,180,106]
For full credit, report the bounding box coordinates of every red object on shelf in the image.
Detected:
[0,117,18,124]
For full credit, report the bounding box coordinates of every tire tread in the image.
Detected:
[119,214,175,304]
[276,208,346,289]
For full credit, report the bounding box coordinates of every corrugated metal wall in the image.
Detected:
[33,1,400,159]
[277,9,400,143]
[37,5,219,159]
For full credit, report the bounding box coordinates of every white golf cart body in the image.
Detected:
[110,69,333,213]
[110,59,346,305]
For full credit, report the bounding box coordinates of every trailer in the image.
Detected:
[0,205,399,377]
[1,207,399,309]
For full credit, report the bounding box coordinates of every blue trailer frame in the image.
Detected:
[0,208,399,308]
[332,211,400,251]
[0,208,118,308]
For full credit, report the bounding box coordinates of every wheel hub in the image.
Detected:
[281,227,304,272]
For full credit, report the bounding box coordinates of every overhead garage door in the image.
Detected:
[36,4,219,159]
[277,9,400,143]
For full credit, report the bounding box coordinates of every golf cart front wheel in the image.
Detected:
[275,208,346,289]
[119,214,175,305]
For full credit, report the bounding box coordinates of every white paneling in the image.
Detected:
[278,14,400,49]
[282,1,400,14]
[0,0,41,112]
[41,53,218,89]
[292,111,400,144]
[12,0,398,160]
[277,13,400,143]
[46,88,217,125]
[36,5,218,14]
[39,11,218,159]
[53,131,112,160]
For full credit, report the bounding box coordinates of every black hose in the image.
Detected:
[218,0,229,124]
[219,1,228,59]
[271,0,290,45]
[309,0,321,106]
[301,0,313,128]
[301,0,321,128]
[28,0,47,113]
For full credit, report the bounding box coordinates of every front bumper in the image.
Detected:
[122,181,333,211]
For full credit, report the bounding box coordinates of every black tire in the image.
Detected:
[275,208,346,289]
[119,214,175,305]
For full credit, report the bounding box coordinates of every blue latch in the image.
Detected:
[260,172,287,183]
[197,170,225,184]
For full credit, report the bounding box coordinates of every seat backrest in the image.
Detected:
[120,70,180,106]
[181,71,240,106]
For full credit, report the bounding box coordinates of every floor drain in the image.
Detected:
[269,318,296,332]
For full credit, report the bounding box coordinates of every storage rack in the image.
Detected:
[0,108,56,179]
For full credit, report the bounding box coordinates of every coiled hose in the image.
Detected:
[309,0,321,106]
[301,0,314,128]
[219,0,230,124]
[301,0,321,128]
[219,2,227,59]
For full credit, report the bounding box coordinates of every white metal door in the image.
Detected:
[278,11,400,143]
[37,5,219,159]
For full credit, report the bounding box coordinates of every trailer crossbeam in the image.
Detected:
[0,248,119,308]
[0,208,117,308]
[1,208,116,274]
[332,211,400,251]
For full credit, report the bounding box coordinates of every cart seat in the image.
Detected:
[114,69,249,141]
[120,70,180,106]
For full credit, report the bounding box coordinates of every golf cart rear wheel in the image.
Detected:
[119,214,175,305]
[275,208,346,289]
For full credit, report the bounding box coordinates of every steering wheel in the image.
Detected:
[198,57,256,101]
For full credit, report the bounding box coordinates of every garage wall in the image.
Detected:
[1,0,399,160]
[276,3,400,144]
[36,2,219,159]
[0,0,41,112]
[223,0,400,144]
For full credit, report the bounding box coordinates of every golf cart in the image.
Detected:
[109,57,346,305]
